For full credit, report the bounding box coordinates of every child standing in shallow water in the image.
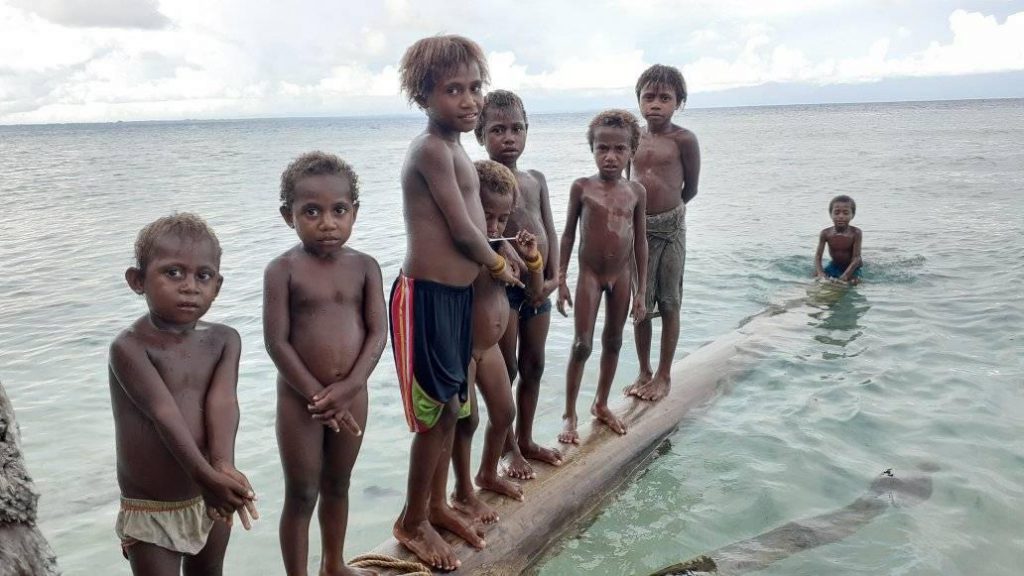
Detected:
[814,194,863,284]
[109,213,257,576]
[389,35,521,572]
[475,90,565,480]
[558,110,648,445]
[264,151,387,576]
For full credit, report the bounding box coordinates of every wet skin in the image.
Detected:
[814,201,862,284]
[394,62,522,573]
[557,125,648,444]
[478,105,564,478]
[627,82,702,403]
[264,173,387,576]
[110,235,257,575]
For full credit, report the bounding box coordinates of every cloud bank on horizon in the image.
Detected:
[1,0,1022,124]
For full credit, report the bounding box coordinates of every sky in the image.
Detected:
[1,0,1023,124]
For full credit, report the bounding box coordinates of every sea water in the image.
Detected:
[1,99,1021,575]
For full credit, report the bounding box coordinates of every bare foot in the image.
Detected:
[520,441,564,467]
[429,503,486,549]
[321,565,375,576]
[624,371,652,397]
[451,491,500,524]
[633,373,672,401]
[393,518,461,571]
[592,404,627,435]
[502,451,536,480]
[476,472,524,501]
[558,414,579,445]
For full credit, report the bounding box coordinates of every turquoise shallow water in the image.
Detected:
[1,99,1022,574]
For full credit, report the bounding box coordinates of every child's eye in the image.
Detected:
[334,206,349,215]
[305,208,319,216]
[166,268,182,278]
[197,271,213,281]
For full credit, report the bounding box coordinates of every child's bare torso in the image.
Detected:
[278,246,369,385]
[824,226,860,268]
[401,132,485,286]
[578,176,639,281]
[109,319,230,500]
[502,170,550,276]
[472,271,509,353]
[632,126,687,215]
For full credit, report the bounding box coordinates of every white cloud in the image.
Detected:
[1,2,1023,124]
[10,0,169,29]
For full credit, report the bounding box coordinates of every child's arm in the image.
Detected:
[535,170,561,304]
[512,230,544,297]
[263,261,339,431]
[631,182,649,322]
[557,179,584,317]
[204,328,258,528]
[418,141,521,286]
[109,339,251,513]
[679,130,701,204]
[839,228,863,282]
[813,230,827,277]
[308,256,388,433]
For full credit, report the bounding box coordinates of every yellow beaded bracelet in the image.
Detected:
[488,254,507,277]
[524,253,544,272]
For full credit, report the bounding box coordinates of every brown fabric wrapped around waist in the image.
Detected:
[646,203,686,241]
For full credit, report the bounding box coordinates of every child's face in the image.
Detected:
[282,174,358,256]
[591,126,632,179]
[830,202,854,228]
[422,62,484,133]
[638,82,681,125]
[482,107,527,165]
[481,188,513,239]
[129,235,222,327]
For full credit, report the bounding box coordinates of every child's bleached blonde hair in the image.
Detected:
[474,89,528,143]
[475,159,518,208]
[635,64,687,105]
[280,151,360,210]
[134,213,221,271]
[399,34,489,107]
[587,109,642,154]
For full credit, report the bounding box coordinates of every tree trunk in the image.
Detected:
[0,380,60,576]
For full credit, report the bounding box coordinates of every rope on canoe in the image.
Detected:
[349,553,433,575]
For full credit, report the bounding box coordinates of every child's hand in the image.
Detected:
[209,463,259,530]
[493,263,525,288]
[309,382,363,436]
[198,467,251,521]
[512,230,538,260]
[556,279,573,317]
[631,295,646,324]
[498,241,526,278]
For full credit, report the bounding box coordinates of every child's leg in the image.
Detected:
[628,316,655,392]
[277,385,324,575]
[425,398,487,549]
[126,542,182,576]
[451,372,498,523]
[641,304,679,401]
[183,522,230,576]
[474,345,523,501]
[515,311,563,466]
[593,269,632,435]
[498,311,533,479]
[559,271,602,445]
[395,398,466,570]
[317,387,371,576]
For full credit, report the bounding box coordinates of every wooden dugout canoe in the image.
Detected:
[365,302,808,575]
